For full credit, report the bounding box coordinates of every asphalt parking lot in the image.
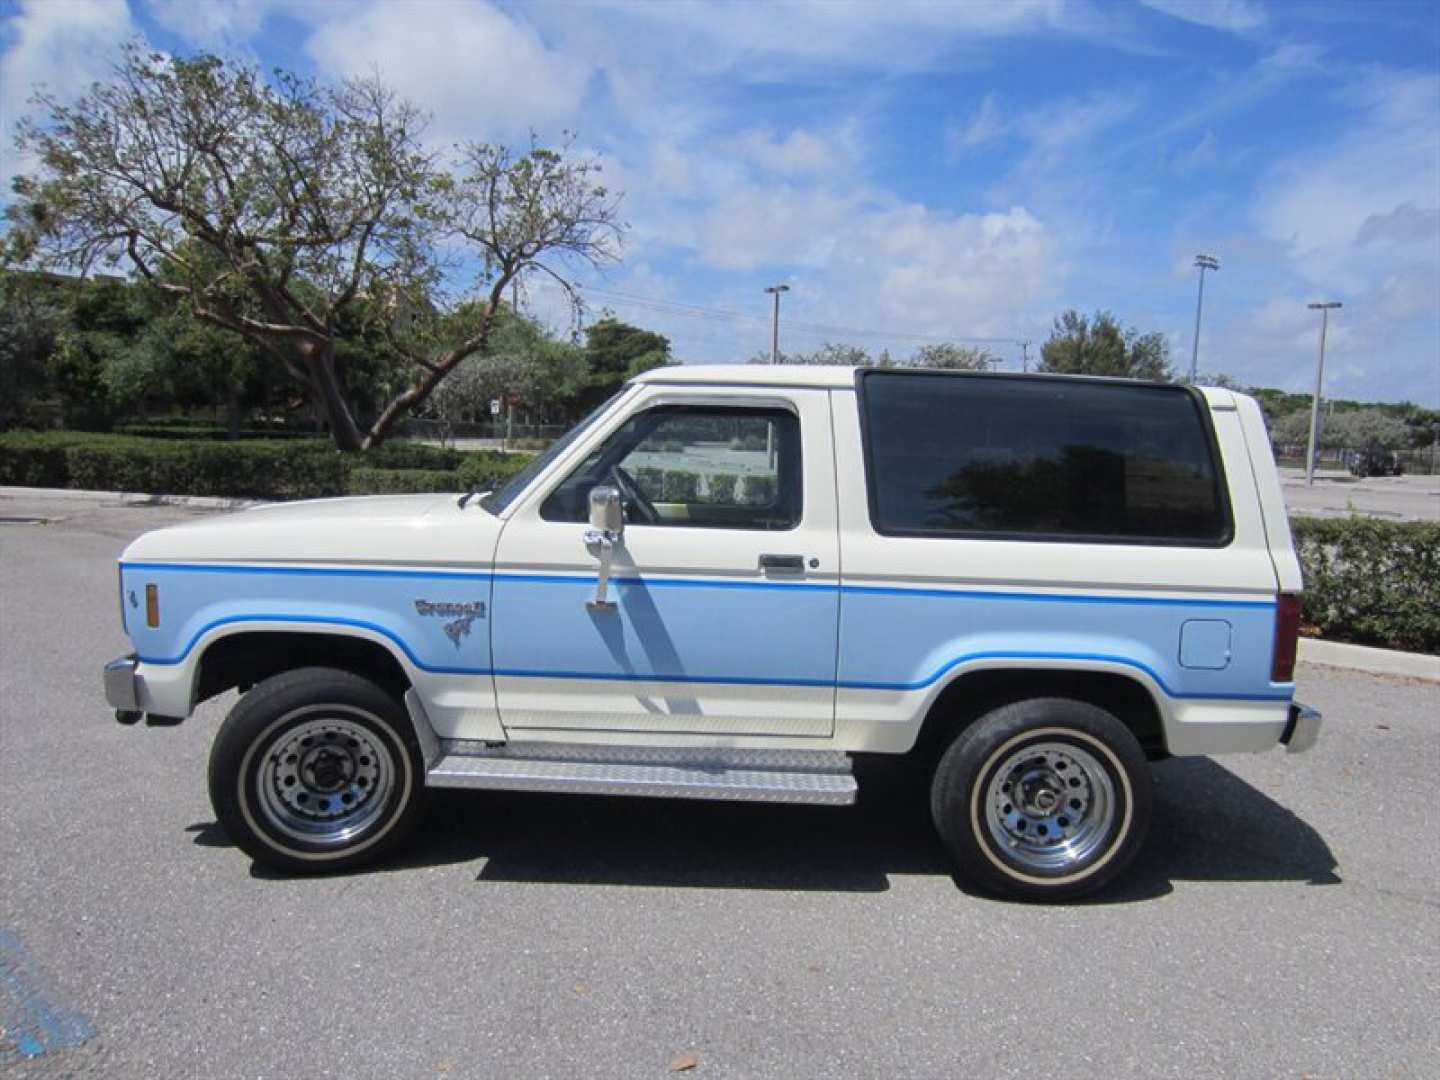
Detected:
[1278,468,1438,522]
[2,492,1437,1079]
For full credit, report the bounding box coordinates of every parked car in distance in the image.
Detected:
[104,366,1320,900]
[1346,444,1405,478]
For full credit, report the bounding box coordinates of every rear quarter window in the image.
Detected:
[858,372,1232,546]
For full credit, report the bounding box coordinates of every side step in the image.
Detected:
[425,741,857,805]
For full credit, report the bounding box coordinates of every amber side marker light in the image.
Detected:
[1271,594,1301,682]
[145,583,160,628]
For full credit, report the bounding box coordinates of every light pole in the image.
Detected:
[1189,254,1219,384]
[764,284,790,363]
[1305,301,1342,486]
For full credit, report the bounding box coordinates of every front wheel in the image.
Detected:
[208,667,423,874]
[931,698,1153,900]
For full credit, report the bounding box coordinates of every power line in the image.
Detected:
[559,282,1025,347]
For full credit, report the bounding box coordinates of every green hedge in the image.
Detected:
[1292,516,1440,654]
[0,431,534,502]
[347,468,461,495]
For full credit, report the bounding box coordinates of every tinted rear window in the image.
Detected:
[860,373,1230,544]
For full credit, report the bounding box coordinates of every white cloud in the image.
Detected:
[1252,70,1440,289]
[1016,89,1142,161]
[950,93,1006,150]
[546,0,1077,78]
[303,1,592,143]
[142,0,275,48]
[725,127,844,177]
[0,0,135,188]
[1139,0,1266,32]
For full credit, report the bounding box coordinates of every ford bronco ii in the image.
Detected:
[104,366,1320,899]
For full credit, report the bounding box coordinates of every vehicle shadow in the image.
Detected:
[193,756,1339,902]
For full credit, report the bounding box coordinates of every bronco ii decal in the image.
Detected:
[413,599,487,646]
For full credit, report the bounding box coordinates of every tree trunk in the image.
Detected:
[304,343,365,452]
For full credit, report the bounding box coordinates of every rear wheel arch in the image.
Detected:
[910,665,1168,765]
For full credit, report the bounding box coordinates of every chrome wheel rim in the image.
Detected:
[983,740,1117,874]
[255,710,395,847]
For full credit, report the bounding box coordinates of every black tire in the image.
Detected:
[930,697,1152,901]
[208,667,423,874]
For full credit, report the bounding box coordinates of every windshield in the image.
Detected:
[479,390,627,515]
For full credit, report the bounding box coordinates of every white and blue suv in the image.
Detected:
[104,366,1320,899]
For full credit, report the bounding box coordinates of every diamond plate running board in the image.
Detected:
[425,741,857,805]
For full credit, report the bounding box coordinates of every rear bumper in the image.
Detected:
[104,654,140,711]
[1281,702,1322,754]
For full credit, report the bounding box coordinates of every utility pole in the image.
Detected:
[764,284,790,363]
[1189,254,1219,384]
[1305,301,1342,486]
[1020,340,1031,373]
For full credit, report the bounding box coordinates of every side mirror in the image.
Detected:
[588,485,624,537]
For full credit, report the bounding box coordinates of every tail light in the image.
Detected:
[1271,593,1301,682]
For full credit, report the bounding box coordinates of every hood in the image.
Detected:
[121,493,502,568]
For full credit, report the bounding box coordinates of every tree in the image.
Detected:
[1326,408,1412,451]
[577,318,670,409]
[421,307,587,442]
[1269,410,1312,448]
[1037,310,1172,381]
[0,272,63,429]
[5,47,624,450]
[910,343,996,370]
[771,342,869,368]
[1193,372,1245,390]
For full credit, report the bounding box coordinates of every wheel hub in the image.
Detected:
[256,713,393,844]
[983,741,1117,874]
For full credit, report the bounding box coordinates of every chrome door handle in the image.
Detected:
[758,554,805,571]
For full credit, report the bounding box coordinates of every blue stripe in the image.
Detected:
[137,614,491,675]
[121,561,492,582]
[136,613,1292,702]
[122,560,1274,608]
[836,650,1294,700]
[840,584,1275,610]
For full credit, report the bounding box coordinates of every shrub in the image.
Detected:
[0,431,346,499]
[705,473,738,503]
[1292,516,1440,654]
[348,468,461,495]
[456,452,533,493]
[634,466,664,500]
[741,475,777,506]
[661,469,699,502]
[365,441,464,471]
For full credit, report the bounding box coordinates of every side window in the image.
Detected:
[860,373,1231,544]
[540,405,803,530]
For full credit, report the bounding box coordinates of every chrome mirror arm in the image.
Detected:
[584,528,618,611]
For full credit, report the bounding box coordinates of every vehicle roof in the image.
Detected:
[632,364,1240,407]
[633,364,860,388]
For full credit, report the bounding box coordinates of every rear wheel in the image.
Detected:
[208,667,423,873]
[931,697,1152,900]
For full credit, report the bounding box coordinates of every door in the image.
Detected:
[490,387,840,737]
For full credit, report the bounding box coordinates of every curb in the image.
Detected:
[1299,637,1440,682]
[0,485,268,510]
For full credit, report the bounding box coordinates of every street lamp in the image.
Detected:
[1189,254,1219,384]
[764,284,790,364]
[1305,301,1342,486]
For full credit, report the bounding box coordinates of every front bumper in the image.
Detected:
[1281,702,1322,754]
[104,654,140,711]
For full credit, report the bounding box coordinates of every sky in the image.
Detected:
[1,0,1437,405]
